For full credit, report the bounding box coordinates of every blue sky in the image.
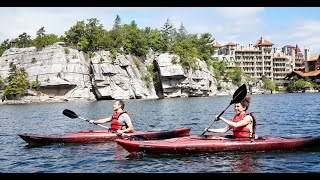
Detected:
[1,7,320,54]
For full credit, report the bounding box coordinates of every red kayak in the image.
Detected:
[18,127,191,145]
[115,134,320,155]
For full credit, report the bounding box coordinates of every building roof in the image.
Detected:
[224,42,236,46]
[294,69,320,77]
[213,41,222,48]
[253,38,273,46]
[308,54,320,61]
[285,45,295,48]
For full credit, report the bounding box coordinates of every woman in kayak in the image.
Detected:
[89,100,134,135]
[204,97,257,139]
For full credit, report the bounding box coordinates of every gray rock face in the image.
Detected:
[0,44,94,102]
[0,44,221,103]
[90,51,158,100]
[155,53,218,98]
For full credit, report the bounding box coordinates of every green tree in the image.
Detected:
[171,34,199,70]
[141,64,156,88]
[227,66,242,87]
[212,58,222,90]
[46,34,60,45]
[113,14,121,30]
[160,18,175,52]
[122,21,149,56]
[219,59,228,78]
[145,28,162,52]
[65,20,86,48]
[107,15,124,52]
[0,39,11,56]
[30,75,41,95]
[287,76,317,92]
[261,75,276,94]
[33,27,47,49]
[79,37,89,51]
[16,67,29,96]
[65,18,107,52]
[15,32,33,48]
[85,18,106,51]
[3,62,29,100]
[0,75,5,89]
[177,23,188,40]
[33,27,59,50]
[197,33,215,66]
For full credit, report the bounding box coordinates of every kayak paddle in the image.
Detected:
[62,109,148,141]
[201,84,247,136]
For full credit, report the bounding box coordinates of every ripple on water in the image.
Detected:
[1,93,320,172]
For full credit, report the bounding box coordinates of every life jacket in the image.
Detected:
[110,111,130,132]
[232,112,257,138]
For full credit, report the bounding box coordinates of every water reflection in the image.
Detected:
[1,93,320,172]
[230,153,258,173]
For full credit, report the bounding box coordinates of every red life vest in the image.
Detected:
[110,111,130,131]
[232,112,257,138]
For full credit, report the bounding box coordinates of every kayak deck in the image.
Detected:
[18,127,191,145]
[115,135,320,155]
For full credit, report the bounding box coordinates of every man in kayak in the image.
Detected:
[89,100,134,135]
[204,97,257,139]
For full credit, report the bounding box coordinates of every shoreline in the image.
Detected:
[0,91,281,105]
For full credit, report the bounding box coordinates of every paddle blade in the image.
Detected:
[63,109,78,119]
[231,84,247,104]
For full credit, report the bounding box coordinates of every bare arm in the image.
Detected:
[122,121,134,133]
[89,116,112,124]
[204,115,232,133]
[205,124,231,133]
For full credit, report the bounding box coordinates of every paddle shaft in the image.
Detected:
[201,103,232,136]
[201,84,247,136]
[78,115,146,140]
[63,109,147,140]
[77,116,110,129]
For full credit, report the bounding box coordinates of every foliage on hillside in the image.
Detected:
[1,15,260,99]
[0,16,216,70]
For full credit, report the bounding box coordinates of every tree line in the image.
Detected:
[0,15,221,100]
[0,15,216,70]
[4,15,303,100]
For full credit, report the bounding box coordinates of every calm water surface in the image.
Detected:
[1,93,320,173]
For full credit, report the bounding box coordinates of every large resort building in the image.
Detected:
[212,37,320,86]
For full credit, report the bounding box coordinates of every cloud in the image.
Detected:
[206,7,266,45]
[269,19,320,54]
[0,7,319,55]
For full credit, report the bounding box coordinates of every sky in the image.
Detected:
[1,7,320,54]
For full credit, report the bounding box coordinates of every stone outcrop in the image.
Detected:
[0,44,231,103]
[154,53,218,98]
[0,43,94,102]
[90,51,158,100]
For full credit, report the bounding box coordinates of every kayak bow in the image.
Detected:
[18,127,191,145]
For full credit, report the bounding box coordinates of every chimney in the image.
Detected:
[304,48,309,72]
[261,37,264,44]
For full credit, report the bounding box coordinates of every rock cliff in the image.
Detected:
[0,43,227,103]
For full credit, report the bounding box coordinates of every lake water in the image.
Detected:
[1,93,320,173]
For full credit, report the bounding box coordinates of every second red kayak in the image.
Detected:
[116,134,320,155]
[18,127,191,145]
